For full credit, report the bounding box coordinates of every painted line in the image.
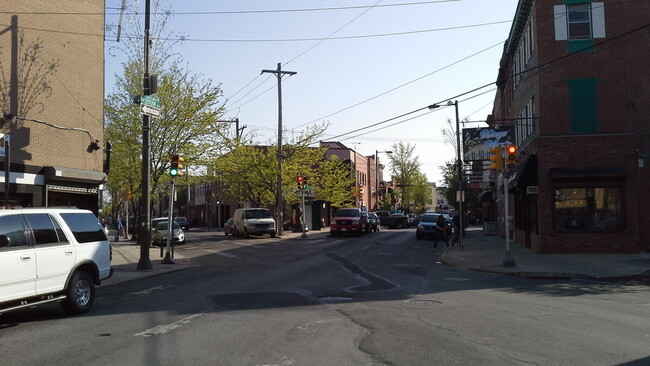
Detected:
[205,249,237,258]
[130,285,172,296]
[134,313,204,337]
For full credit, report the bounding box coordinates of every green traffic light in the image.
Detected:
[170,168,178,176]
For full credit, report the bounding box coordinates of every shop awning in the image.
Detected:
[44,166,107,184]
[508,154,538,187]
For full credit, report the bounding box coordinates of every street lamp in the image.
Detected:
[375,150,392,210]
[428,101,463,250]
[448,100,464,251]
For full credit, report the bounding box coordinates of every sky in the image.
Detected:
[104,0,520,185]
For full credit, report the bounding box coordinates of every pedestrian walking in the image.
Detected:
[433,214,449,249]
[114,218,122,242]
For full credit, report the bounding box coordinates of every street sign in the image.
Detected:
[141,95,161,109]
[141,104,160,118]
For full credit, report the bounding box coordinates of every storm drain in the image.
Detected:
[403,299,442,306]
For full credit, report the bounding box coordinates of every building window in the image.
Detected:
[567,4,592,40]
[554,187,623,232]
[554,2,605,42]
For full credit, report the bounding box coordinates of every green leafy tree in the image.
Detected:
[104,2,227,220]
[212,125,353,209]
[387,141,430,212]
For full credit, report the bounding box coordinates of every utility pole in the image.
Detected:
[261,63,296,236]
[136,0,153,270]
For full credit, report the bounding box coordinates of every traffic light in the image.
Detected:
[302,176,308,190]
[170,154,184,176]
[506,145,517,171]
[489,146,504,171]
[297,175,304,190]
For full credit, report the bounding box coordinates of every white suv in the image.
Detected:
[0,208,112,315]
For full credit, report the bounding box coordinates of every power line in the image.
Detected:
[3,1,460,16]
[326,21,650,141]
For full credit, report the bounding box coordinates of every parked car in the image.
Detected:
[415,213,439,239]
[151,220,185,246]
[330,208,369,236]
[175,216,191,231]
[367,212,380,232]
[416,213,452,240]
[373,210,408,229]
[0,208,113,315]
[233,208,276,238]
[224,218,236,236]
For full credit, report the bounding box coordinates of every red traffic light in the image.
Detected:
[507,145,517,154]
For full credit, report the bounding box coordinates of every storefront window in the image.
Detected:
[554,187,622,232]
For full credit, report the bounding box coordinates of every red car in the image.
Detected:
[330,208,369,237]
[224,218,236,236]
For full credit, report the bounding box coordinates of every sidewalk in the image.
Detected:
[441,227,650,279]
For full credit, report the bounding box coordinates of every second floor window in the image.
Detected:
[567,4,591,40]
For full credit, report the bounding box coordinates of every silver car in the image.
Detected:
[152,219,185,246]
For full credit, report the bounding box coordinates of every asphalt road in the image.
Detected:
[2,229,649,365]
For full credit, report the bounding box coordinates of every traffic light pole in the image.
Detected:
[162,180,175,264]
[301,188,307,238]
[137,0,153,270]
[502,172,516,267]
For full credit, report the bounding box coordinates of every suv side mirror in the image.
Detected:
[0,234,11,248]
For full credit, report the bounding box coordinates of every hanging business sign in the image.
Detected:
[0,134,8,158]
[462,127,515,161]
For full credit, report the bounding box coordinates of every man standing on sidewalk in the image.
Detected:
[434,214,449,250]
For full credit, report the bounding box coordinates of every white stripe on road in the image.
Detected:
[130,285,172,295]
[205,249,237,258]
[134,313,204,337]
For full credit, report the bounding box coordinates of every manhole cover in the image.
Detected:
[403,299,442,306]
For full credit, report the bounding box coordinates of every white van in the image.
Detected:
[232,208,276,238]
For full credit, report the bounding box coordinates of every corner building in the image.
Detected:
[491,0,650,253]
[0,2,106,213]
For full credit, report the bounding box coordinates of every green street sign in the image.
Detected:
[141,95,161,109]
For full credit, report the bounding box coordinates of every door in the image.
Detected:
[25,214,76,295]
[0,214,35,303]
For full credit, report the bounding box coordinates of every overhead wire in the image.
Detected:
[327,21,650,141]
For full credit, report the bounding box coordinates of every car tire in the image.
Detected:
[61,271,95,315]
[271,232,276,238]
[330,231,336,237]
[244,229,250,239]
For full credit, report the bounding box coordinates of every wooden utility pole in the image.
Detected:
[261,63,296,236]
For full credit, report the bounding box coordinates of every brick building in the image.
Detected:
[490,0,650,252]
[0,2,106,212]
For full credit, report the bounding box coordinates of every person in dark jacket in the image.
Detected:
[433,214,449,249]
[452,211,461,246]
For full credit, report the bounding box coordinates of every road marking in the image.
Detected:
[445,277,469,281]
[205,249,237,258]
[134,313,204,337]
[130,285,172,295]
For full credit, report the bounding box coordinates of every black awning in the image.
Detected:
[509,154,537,187]
[44,166,107,184]
[550,166,626,180]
